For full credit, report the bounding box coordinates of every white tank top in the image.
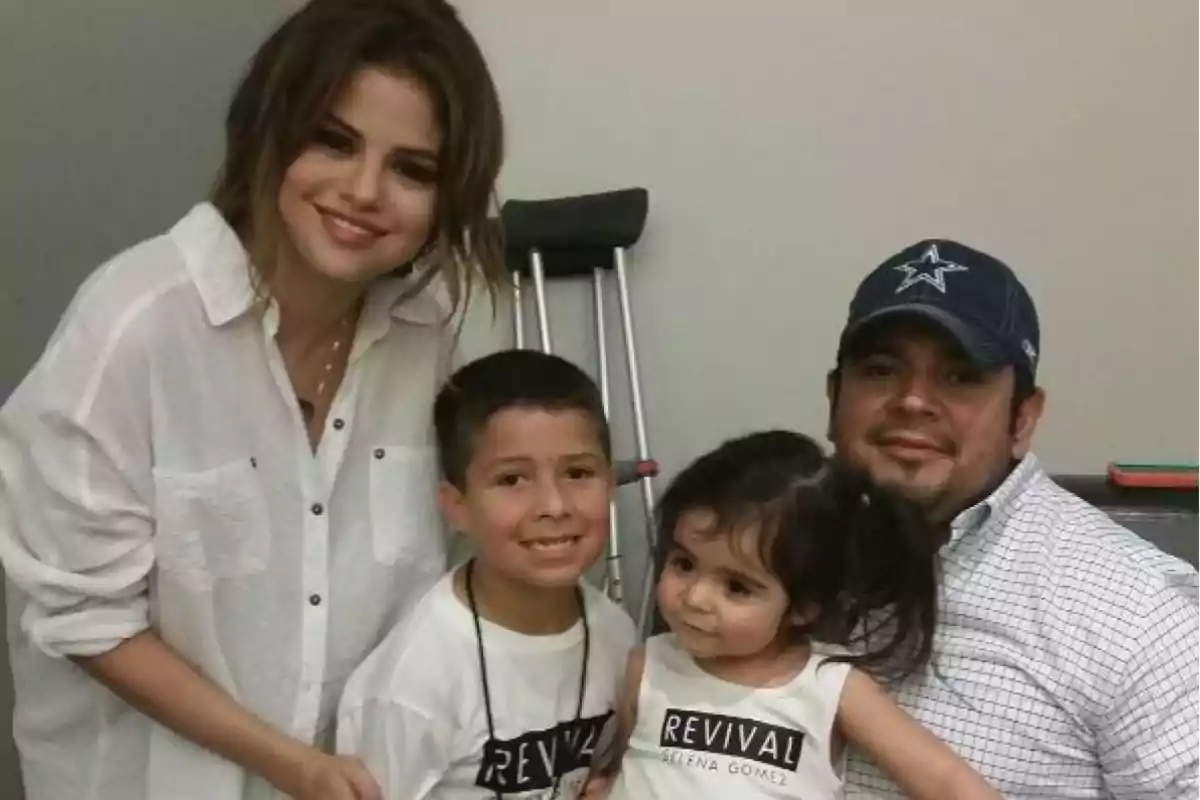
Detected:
[608,634,852,800]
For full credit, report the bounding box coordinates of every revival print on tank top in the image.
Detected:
[657,707,806,789]
[610,636,846,798]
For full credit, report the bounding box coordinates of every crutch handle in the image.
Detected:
[501,188,649,277]
[505,246,617,280]
[614,458,658,487]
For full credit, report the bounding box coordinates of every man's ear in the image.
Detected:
[1011,387,1046,460]
[825,368,839,441]
[438,479,469,533]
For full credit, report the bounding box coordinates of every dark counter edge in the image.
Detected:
[1053,474,1198,513]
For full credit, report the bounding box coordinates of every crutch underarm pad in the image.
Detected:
[501,187,649,252]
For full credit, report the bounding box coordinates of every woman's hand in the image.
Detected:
[287,751,382,800]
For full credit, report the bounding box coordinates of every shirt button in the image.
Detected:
[332,418,345,431]
[374,448,385,459]
[311,502,324,516]
[309,594,322,606]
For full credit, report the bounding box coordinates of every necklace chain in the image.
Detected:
[295,308,356,422]
[464,560,590,800]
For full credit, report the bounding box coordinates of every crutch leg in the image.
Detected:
[592,266,623,603]
[613,245,659,634]
[511,269,525,348]
[529,249,553,353]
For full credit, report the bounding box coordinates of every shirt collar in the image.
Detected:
[170,202,256,327]
[370,267,453,328]
[947,453,1045,545]
[171,201,452,330]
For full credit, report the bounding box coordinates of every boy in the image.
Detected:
[337,349,637,799]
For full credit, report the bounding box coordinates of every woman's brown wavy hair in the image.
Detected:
[210,0,506,317]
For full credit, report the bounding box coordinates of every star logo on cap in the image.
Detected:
[893,244,968,294]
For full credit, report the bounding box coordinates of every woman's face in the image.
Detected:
[276,66,441,288]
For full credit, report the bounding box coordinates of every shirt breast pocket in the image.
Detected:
[368,445,446,569]
[152,458,270,590]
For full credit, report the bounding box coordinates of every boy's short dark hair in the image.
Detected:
[433,349,612,489]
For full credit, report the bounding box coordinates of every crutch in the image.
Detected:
[501,188,659,631]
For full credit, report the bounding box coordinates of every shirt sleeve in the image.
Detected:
[337,698,453,800]
[1099,569,1199,799]
[0,293,155,658]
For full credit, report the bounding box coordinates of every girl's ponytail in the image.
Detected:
[822,463,940,680]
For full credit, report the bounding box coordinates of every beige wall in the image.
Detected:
[455,0,1198,478]
[0,1,1195,794]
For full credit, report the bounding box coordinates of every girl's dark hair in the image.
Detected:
[655,429,940,680]
[210,0,506,317]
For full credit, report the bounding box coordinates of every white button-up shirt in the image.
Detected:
[0,203,455,800]
[845,454,1199,799]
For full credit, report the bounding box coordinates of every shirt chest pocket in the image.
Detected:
[152,458,270,590]
[368,445,446,568]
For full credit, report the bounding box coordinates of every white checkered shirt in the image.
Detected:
[845,454,1198,799]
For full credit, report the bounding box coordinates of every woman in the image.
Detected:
[0,1,505,798]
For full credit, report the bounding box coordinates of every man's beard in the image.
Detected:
[871,463,956,524]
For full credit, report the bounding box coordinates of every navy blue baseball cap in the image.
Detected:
[838,239,1040,378]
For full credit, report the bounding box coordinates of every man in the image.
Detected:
[829,239,1198,799]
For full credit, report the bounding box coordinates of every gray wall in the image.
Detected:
[1,1,1196,796]
[2,1,294,395]
[0,2,297,796]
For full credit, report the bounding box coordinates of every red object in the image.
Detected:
[1107,463,1198,490]
[637,459,659,478]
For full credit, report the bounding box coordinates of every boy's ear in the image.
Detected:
[438,479,469,533]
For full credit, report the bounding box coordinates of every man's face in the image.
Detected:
[828,319,1043,525]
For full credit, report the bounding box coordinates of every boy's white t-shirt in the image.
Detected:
[337,570,636,799]
[609,633,852,800]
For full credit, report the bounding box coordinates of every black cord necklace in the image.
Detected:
[464,559,591,800]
